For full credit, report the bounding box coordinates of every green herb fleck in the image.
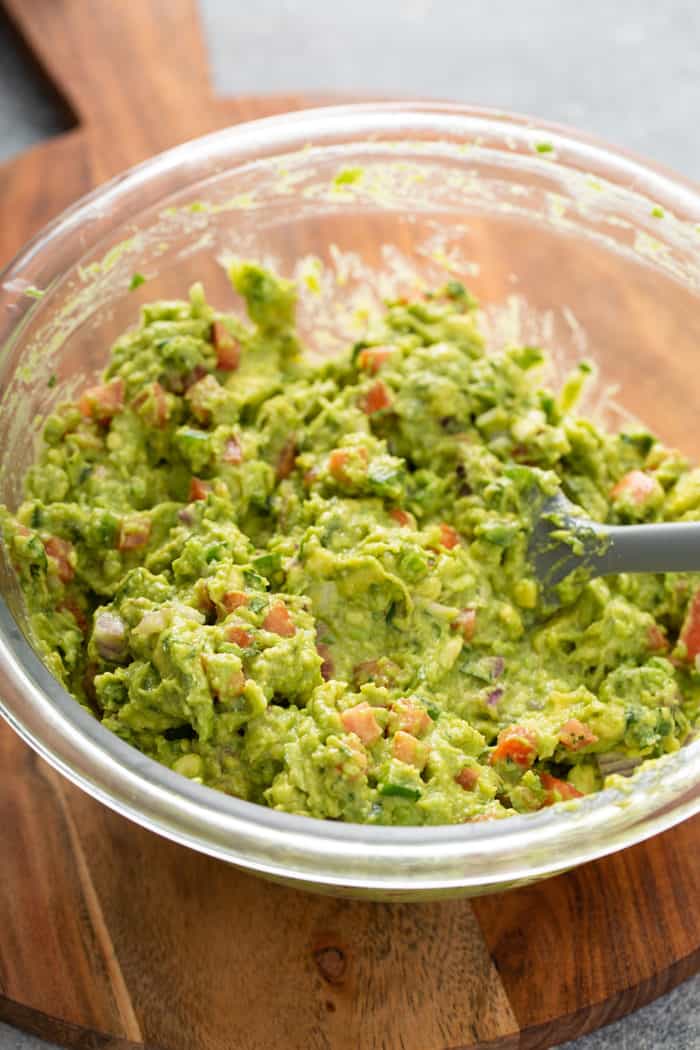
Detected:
[251,552,282,577]
[445,279,466,300]
[243,571,269,593]
[379,783,421,801]
[512,345,544,370]
[351,341,370,364]
[540,393,557,423]
[620,431,655,455]
[334,167,363,187]
[129,273,146,291]
[247,594,268,614]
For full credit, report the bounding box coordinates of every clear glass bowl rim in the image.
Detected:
[1,101,699,895]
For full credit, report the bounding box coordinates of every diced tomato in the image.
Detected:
[357,346,394,375]
[117,516,151,551]
[58,598,88,634]
[317,642,335,681]
[392,731,425,768]
[221,591,248,613]
[202,655,246,699]
[490,725,537,768]
[681,588,700,660]
[610,470,658,506]
[43,536,74,582]
[212,320,240,370]
[452,607,476,642]
[456,767,479,791]
[559,718,598,752]
[328,446,367,484]
[152,381,170,427]
[391,698,431,737]
[78,378,124,423]
[389,508,413,528]
[224,625,252,648]
[263,603,296,637]
[133,381,169,428]
[188,477,211,502]
[328,449,350,482]
[275,437,297,481]
[540,772,583,805]
[222,437,243,465]
[647,623,670,652]
[438,523,460,549]
[359,380,392,415]
[341,702,381,746]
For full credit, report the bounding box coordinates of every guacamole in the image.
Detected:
[2,262,699,825]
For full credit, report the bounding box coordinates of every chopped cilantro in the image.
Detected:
[379,783,421,801]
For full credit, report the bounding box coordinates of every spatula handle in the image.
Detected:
[597,521,700,576]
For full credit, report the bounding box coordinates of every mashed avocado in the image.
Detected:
[2,262,699,825]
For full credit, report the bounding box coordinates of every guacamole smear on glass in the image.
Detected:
[2,262,699,825]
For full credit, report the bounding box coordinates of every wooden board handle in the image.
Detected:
[3,0,217,171]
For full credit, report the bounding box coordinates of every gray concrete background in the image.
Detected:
[0,13,72,164]
[0,0,699,1047]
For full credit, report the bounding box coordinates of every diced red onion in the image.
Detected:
[183,365,207,391]
[487,687,503,707]
[93,612,128,662]
[491,656,505,679]
[178,507,195,525]
[317,643,334,681]
[596,752,643,778]
[315,619,331,642]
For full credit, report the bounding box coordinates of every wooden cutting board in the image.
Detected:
[0,3,698,1048]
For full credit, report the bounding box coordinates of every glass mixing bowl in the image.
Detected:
[1,103,699,900]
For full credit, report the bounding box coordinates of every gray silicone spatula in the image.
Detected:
[529,490,700,611]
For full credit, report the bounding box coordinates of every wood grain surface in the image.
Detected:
[0,2,698,1049]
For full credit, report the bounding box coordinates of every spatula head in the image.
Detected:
[528,491,610,612]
